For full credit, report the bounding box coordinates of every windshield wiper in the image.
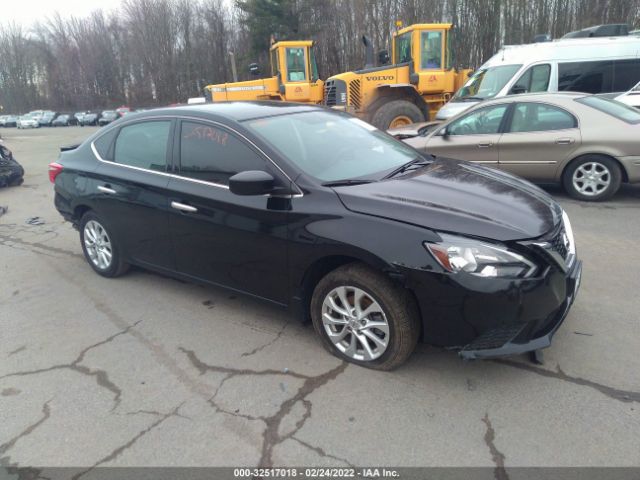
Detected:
[458,95,485,101]
[383,158,432,179]
[322,179,374,187]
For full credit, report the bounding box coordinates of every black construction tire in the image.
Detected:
[310,262,420,370]
[79,211,129,278]
[562,155,622,202]
[370,99,426,130]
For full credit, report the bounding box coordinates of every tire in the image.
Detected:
[310,263,420,370]
[370,99,426,130]
[79,211,129,278]
[563,155,622,201]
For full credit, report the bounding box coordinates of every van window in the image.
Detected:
[613,59,640,93]
[510,64,550,94]
[558,61,613,94]
[510,103,577,132]
[452,65,522,101]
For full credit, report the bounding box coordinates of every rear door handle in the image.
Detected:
[555,138,575,145]
[171,201,198,213]
[97,185,116,194]
[477,142,493,148]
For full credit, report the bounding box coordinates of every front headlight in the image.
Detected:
[425,234,538,278]
[562,210,576,256]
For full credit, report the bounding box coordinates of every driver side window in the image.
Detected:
[448,104,509,135]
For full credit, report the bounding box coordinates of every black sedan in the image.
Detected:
[50,102,582,370]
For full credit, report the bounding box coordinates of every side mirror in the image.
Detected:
[377,49,390,65]
[466,70,474,78]
[438,126,449,137]
[511,85,526,94]
[249,63,261,76]
[229,170,275,196]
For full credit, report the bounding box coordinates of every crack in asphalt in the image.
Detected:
[8,346,27,357]
[180,347,348,467]
[0,321,141,411]
[0,399,52,456]
[482,413,509,480]
[291,436,355,467]
[70,403,185,480]
[495,359,640,403]
[241,322,289,358]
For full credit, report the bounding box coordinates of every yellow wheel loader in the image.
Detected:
[324,23,471,129]
[204,41,324,104]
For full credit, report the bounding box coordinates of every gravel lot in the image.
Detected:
[1,127,639,475]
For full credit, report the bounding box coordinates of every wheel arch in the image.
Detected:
[368,85,430,121]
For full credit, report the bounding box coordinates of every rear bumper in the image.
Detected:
[459,259,582,359]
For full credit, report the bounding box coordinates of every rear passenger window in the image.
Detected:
[179,121,266,185]
[510,103,577,133]
[113,121,171,171]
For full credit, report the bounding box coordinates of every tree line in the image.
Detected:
[1,0,638,114]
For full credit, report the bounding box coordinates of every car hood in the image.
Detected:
[333,158,561,241]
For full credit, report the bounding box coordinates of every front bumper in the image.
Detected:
[459,259,582,359]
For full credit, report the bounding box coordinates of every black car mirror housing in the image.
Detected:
[229,170,275,196]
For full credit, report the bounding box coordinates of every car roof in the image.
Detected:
[473,91,588,106]
[140,101,324,122]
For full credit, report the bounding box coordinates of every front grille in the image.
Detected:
[348,79,361,109]
[324,80,337,106]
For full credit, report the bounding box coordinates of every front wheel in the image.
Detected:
[563,155,621,201]
[370,99,426,130]
[310,263,420,370]
[79,212,129,277]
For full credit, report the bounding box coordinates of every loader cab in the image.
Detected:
[392,24,458,92]
[269,41,323,103]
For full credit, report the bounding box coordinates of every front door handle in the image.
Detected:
[97,185,116,194]
[477,142,493,148]
[555,138,575,145]
[171,201,198,213]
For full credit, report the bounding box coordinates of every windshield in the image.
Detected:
[576,96,640,124]
[453,64,522,101]
[244,111,421,182]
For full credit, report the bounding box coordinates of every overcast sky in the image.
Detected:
[2,0,123,26]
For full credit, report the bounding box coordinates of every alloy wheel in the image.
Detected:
[321,286,390,361]
[83,220,113,270]
[572,161,611,197]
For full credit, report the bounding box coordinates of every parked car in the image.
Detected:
[436,35,640,120]
[39,112,57,127]
[0,143,24,187]
[17,116,40,129]
[98,110,119,126]
[80,112,100,126]
[398,92,640,201]
[1,116,18,128]
[74,112,88,125]
[52,114,71,127]
[50,102,581,370]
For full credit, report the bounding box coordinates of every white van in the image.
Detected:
[436,36,640,119]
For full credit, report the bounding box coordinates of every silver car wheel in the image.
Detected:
[84,220,113,270]
[321,286,390,361]
[572,162,611,197]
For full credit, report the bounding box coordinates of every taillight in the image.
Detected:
[48,162,63,183]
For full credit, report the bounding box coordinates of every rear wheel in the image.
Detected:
[563,155,621,201]
[310,263,420,370]
[371,99,425,130]
[79,212,129,278]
